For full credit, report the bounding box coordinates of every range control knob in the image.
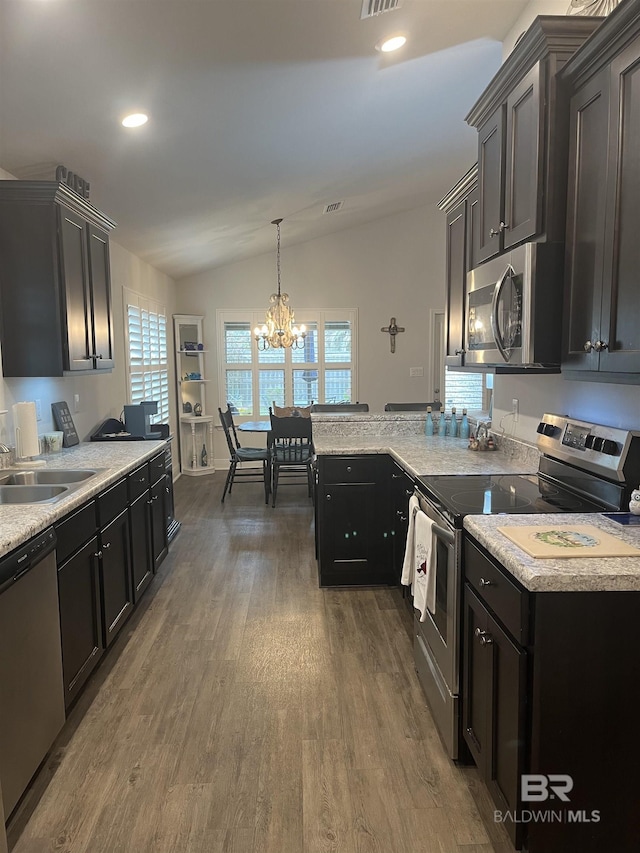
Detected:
[542,423,558,437]
[600,439,619,456]
[584,434,595,450]
[536,421,546,434]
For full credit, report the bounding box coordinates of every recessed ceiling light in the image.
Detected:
[376,34,407,53]
[121,113,148,128]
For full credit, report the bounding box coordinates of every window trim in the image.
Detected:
[216,308,358,417]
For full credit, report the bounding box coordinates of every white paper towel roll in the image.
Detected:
[13,401,40,459]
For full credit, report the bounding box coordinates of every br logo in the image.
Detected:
[521,774,573,802]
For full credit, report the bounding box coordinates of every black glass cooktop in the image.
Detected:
[416,473,608,519]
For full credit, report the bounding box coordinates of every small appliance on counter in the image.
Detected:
[91,401,169,441]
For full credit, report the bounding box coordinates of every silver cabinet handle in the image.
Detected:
[94,550,103,559]
[474,627,493,645]
[489,227,500,238]
[102,542,111,550]
[479,578,493,587]
[326,494,332,501]
[405,489,414,497]
[594,340,609,352]
[346,466,352,473]
[455,348,466,355]
[583,340,594,352]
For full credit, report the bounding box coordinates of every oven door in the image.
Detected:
[413,494,461,694]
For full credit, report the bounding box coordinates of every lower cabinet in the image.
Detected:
[463,583,526,850]
[99,507,134,647]
[57,534,104,709]
[129,490,153,602]
[463,535,640,853]
[150,476,168,571]
[390,461,414,582]
[317,454,393,586]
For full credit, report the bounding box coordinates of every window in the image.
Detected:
[444,368,485,411]
[124,289,170,423]
[217,310,357,417]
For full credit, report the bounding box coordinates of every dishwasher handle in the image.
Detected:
[0,527,56,594]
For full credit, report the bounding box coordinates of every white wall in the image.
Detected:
[177,203,446,462]
[502,1,571,58]
[0,172,178,448]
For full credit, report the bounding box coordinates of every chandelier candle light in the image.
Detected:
[254,218,306,350]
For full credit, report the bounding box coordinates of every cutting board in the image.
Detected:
[497,524,640,559]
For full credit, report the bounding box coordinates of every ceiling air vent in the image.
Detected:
[360,0,402,19]
[323,201,344,214]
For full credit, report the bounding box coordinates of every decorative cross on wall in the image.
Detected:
[381,317,405,353]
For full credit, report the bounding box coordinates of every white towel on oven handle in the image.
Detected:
[412,509,436,621]
[401,495,420,586]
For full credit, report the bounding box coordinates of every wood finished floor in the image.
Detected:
[8,473,512,853]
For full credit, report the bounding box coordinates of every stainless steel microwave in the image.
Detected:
[464,241,564,370]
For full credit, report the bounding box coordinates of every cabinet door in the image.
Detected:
[390,464,413,584]
[57,535,104,708]
[444,199,467,367]
[100,508,134,647]
[503,64,543,249]
[466,184,480,274]
[477,106,505,263]
[319,482,387,585]
[462,584,491,774]
[58,206,93,371]
[600,36,640,373]
[150,479,168,571]
[129,490,153,603]
[88,224,114,370]
[563,70,610,372]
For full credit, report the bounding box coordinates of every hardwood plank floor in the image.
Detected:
[7,473,511,853]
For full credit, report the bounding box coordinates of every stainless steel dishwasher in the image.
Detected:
[0,527,65,819]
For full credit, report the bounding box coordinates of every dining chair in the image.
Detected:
[271,401,313,418]
[310,403,369,412]
[384,402,442,411]
[218,405,270,503]
[268,408,315,508]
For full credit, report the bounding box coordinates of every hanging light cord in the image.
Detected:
[272,218,282,297]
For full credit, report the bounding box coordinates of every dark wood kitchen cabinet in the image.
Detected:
[149,452,168,571]
[389,460,414,583]
[466,17,601,264]
[97,479,134,647]
[317,455,393,586]
[562,2,640,380]
[464,535,640,853]
[438,165,478,368]
[55,500,103,709]
[0,181,116,377]
[128,462,153,603]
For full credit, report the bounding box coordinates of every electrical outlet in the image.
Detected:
[35,399,42,421]
[512,398,519,422]
[74,393,81,413]
[409,367,424,377]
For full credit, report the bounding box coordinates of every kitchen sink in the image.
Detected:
[0,469,100,486]
[0,485,70,504]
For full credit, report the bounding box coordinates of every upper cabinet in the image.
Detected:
[438,165,478,368]
[466,17,602,265]
[0,182,116,377]
[562,1,640,379]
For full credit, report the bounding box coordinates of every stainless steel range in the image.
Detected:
[411,413,640,760]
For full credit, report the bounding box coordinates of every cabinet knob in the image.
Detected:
[392,473,402,479]
[326,494,332,501]
[94,550,103,559]
[594,340,609,352]
[405,489,414,497]
[474,627,493,645]
[489,227,500,238]
[479,577,493,587]
[102,542,111,550]
[583,340,594,352]
[398,513,407,523]
[396,509,404,517]
[346,466,352,473]
[147,499,154,505]
[454,348,466,355]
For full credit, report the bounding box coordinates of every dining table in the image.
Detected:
[237,421,271,433]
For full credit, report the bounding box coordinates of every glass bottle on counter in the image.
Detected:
[448,406,458,437]
[425,406,434,436]
[459,408,470,440]
[437,408,447,437]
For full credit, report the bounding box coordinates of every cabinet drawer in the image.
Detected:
[97,478,128,527]
[148,451,166,485]
[128,463,150,501]
[55,500,97,565]
[320,455,382,484]
[464,537,529,644]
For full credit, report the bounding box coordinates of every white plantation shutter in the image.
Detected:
[125,294,170,424]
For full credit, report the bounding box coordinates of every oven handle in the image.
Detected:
[490,263,515,363]
[432,523,455,546]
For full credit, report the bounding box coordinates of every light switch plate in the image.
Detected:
[409,367,424,377]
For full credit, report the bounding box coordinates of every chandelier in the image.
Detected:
[254,218,306,350]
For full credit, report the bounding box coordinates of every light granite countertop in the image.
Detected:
[313,434,539,480]
[0,440,166,559]
[464,513,640,592]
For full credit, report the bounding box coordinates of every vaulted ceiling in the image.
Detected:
[0,0,533,279]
